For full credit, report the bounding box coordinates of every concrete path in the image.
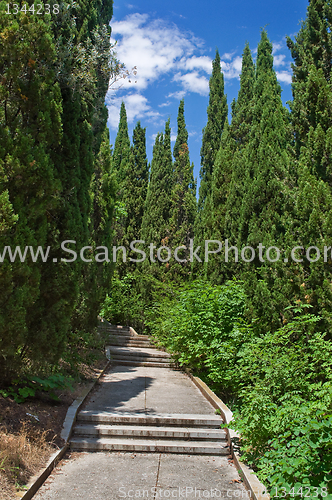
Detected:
[80,365,215,415]
[34,364,248,499]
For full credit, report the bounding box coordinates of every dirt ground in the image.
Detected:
[0,356,108,499]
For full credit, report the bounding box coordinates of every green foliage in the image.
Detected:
[0,0,117,380]
[147,280,249,394]
[169,100,197,281]
[100,272,146,332]
[195,49,228,261]
[100,271,176,334]
[147,278,332,495]
[140,119,174,280]
[0,374,73,403]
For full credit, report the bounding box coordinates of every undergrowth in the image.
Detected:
[0,423,53,499]
[147,279,332,498]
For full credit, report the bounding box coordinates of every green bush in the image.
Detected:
[147,281,332,497]
[147,279,252,396]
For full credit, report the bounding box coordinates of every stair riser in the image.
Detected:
[70,442,228,455]
[110,355,171,362]
[74,429,226,440]
[111,361,174,368]
[106,342,157,350]
[108,335,150,341]
[108,342,155,347]
[77,415,222,428]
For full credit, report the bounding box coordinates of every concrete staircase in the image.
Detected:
[70,412,228,455]
[70,323,228,455]
[104,324,176,368]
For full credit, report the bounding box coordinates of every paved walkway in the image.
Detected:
[34,365,248,499]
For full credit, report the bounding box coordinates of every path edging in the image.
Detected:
[18,360,110,500]
[186,371,270,500]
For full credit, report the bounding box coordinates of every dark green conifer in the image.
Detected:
[141,120,173,247]
[169,100,196,280]
[287,1,332,333]
[195,50,228,266]
[112,102,131,187]
[116,121,149,275]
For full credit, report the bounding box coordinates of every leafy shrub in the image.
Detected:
[100,271,176,334]
[147,281,332,496]
[0,374,73,403]
[147,279,251,396]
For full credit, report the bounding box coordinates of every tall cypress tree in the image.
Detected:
[130,121,149,240]
[207,44,255,282]
[141,120,173,277]
[0,0,116,378]
[199,50,228,206]
[219,31,294,330]
[141,120,173,245]
[112,102,131,186]
[287,0,332,333]
[0,10,63,379]
[170,100,197,280]
[115,121,149,275]
[195,50,228,265]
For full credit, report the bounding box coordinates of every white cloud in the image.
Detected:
[180,55,212,73]
[110,13,201,92]
[167,90,186,100]
[272,42,283,54]
[274,54,286,67]
[221,51,236,61]
[220,56,242,80]
[171,134,177,142]
[107,93,160,130]
[276,71,292,84]
[173,71,209,96]
[158,101,172,108]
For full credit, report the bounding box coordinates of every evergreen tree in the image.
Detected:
[112,102,131,186]
[141,120,173,276]
[207,44,255,282]
[199,50,228,206]
[239,30,294,329]
[231,43,255,147]
[173,99,188,161]
[129,122,149,240]
[115,121,149,275]
[195,50,228,266]
[169,100,197,280]
[0,8,63,379]
[287,0,332,333]
[0,0,116,379]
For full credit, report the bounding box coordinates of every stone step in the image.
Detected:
[111,360,175,368]
[100,326,131,332]
[108,348,171,359]
[110,354,171,363]
[70,437,228,455]
[73,424,227,441]
[77,412,223,428]
[109,341,157,348]
[108,334,150,340]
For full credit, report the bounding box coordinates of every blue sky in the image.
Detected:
[106,0,309,183]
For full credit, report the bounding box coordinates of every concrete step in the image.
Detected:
[108,347,171,359]
[101,326,131,332]
[77,412,223,428]
[109,341,157,348]
[110,354,171,363]
[108,334,150,341]
[70,437,228,455]
[73,424,227,441]
[111,360,175,368]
